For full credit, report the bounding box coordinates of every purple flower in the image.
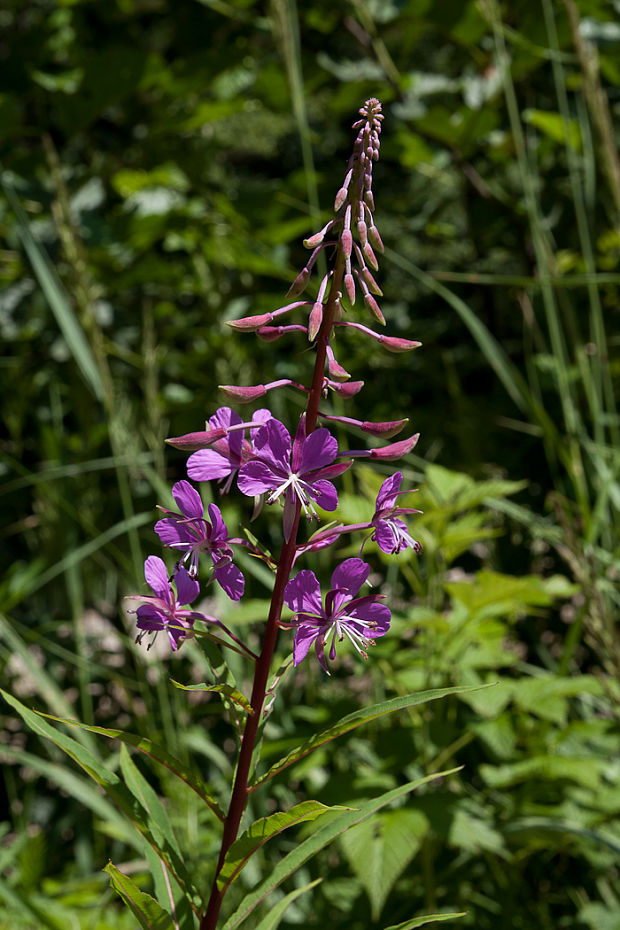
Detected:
[237,416,350,541]
[154,480,244,601]
[128,556,202,651]
[370,472,422,555]
[187,407,271,494]
[284,558,390,670]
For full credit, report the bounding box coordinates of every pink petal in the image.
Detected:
[308,479,338,512]
[187,449,234,481]
[174,566,199,605]
[293,625,319,666]
[284,569,323,616]
[238,460,280,497]
[299,428,338,474]
[213,562,244,601]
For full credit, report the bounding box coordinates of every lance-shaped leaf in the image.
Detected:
[33,710,224,819]
[251,685,485,788]
[2,692,203,902]
[217,801,350,892]
[171,680,254,715]
[221,769,461,930]
[384,914,467,930]
[104,862,176,930]
[253,879,322,930]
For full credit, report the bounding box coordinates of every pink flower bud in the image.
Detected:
[368,224,384,253]
[344,273,356,305]
[357,220,368,246]
[325,378,364,398]
[360,266,382,296]
[368,434,420,461]
[341,229,353,259]
[219,384,268,403]
[364,190,375,211]
[286,266,310,299]
[334,187,348,211]
[256,327,281,342]
[308,301,323,341]
[361,418,409,438]
[165,428,227,450]
[362,242,379,271]
[378,335,422,353]
[326,345,350,382]
[303,220,334,249]
[364,293,386,325]
[227,313,272,332]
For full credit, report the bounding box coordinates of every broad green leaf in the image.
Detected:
[480,756,605,791]
[104,862,175,930]
[252,686,483,787]
[523,108,581,150]
[171,679,254,714]
[218,801,350,891]
[252,879,322,930]
[34,712,223,819]
[1,178,105,402]
[340,809,429,919]
[383,914,466,930]
[221,768,462,930]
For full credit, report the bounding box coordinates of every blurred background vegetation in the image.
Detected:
[1,0,619,928]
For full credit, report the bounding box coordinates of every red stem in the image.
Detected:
[200,254,345,929]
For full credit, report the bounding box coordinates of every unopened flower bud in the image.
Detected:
[227,313,272,332]
[165,428,227,450]
[357,220,368,246]
[341,229,353,259]
[368,434,420,461]
[219,384,267,403]
[344,273,356,304]
[362,242,379,271]
[308,301,323,341]
[378,336,422,353]
[286,266,310,299]
[303,220,335,249]
[364,293,386,325]
[325,378,364,398]
[334,187,348,211]
[364,190,375,211]
[326,345,350,382]
[368,224,384,253]
[360,266,382,296]
[361,418,409,438]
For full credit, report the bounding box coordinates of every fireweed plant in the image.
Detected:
[122,99,460,930]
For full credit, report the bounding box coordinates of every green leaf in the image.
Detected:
[218,801,349,892]
[252,686,484,788]
[119,744,180,856]
[252,879,322,930]
[340,809,429,919]
[171,679,254,714]
[221,768,462,930]
[104,862,175,930]
[523,108,582,150]
[34,712,224,819]
[1,177,105,402]
[383,914,466,930]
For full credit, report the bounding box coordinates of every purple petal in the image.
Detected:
[291,416,307,472]
[238,460,280,497]
[154,517,200,550]
[308,479,338,512]
[293,624,320,666]
[282,488,297,542]
[375,472,402,513]
[331,558,369,598]
[209,407,243,458]
[372,519,400,554]
[172,480,204,519]
[349,599,391,636]
[254,419,291,471]
[187,448,235,481]
[312,460,352,482]
[207,503,229,544]
[299,428,337,475]
[213,561,245,601]
[174,566,200,605]
[144,556,171,602]
[136,604,166,629]
[284,570,323,616]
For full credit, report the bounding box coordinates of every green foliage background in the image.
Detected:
[1,0,619,928]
